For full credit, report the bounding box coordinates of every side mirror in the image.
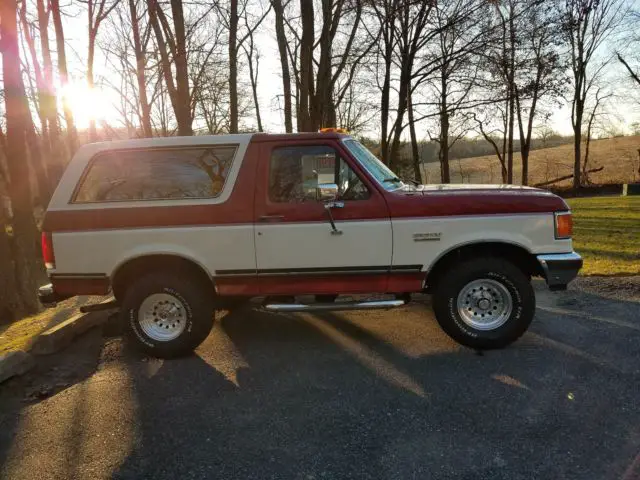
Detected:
[317,183,339,201]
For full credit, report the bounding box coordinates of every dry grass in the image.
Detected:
[422,135,640,186]
[0,296,100,355]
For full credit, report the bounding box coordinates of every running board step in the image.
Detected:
[263,299,406,312]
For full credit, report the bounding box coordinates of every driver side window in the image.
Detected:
[268,145,370,203]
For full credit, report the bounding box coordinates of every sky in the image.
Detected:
[46,1,640,140]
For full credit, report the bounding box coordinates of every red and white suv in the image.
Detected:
[38,132,582,357]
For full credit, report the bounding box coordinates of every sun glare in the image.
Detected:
[59,82,111,130]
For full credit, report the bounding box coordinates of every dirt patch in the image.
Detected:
[570,276,640,302]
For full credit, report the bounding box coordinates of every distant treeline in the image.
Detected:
[360,134,574,164]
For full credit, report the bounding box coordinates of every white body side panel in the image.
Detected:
[392,213,572,270]
[53,225,255,276]
[52,213,569,278]
[254,220,392,270]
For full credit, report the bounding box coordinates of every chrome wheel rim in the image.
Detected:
[138,293,187,342]
[456,279,513,331]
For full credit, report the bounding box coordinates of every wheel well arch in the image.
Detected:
[424,242,543,289]
[111,254,215,301]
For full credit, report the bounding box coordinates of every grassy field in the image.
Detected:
[569,196,640,276]
[422,135,640,186]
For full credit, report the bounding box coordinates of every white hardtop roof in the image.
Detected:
[78,134,255,154]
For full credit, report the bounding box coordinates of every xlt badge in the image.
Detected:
[413,233,442,242]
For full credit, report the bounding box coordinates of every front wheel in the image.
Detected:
[432,258,535,350]
[121,272,215,358]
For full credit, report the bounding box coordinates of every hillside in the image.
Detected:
[421,135,640,186]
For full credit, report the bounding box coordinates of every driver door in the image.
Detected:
[253,141,392,295]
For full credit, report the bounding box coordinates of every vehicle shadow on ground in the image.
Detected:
[0,288,639,480]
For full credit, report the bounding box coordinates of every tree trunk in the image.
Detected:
[19,4,52,200]
[388,59,410,169]
[439,65,450,184]
[380,46,392,163]
[582,92,601,185]
[51,0,77,153]
[87,27,97,141]
[1,0,42,316]
[129,0,153,137]
[573,97,583,191]
[245,41,263,132]
[271,0,292,133]
[407,90,421,183]
[169,0,192,135]
[312,0,332,130]
[506,3,516,184]
[36,0,62,180]
[298,0,314,132]
[228,0,238,133]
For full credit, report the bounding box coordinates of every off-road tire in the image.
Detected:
[432,257,535,350]
[121,272,214,358]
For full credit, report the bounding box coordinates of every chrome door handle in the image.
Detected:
[258,215,285,222]
[324,201,344,209]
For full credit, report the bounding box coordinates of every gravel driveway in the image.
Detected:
[0,279,638,480]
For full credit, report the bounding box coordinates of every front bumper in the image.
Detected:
[37,283,70,308]
[537,252,583,291]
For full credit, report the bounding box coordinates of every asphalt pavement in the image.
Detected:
[0,282,639,480]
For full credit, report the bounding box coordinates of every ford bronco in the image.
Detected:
[38,132,582,357]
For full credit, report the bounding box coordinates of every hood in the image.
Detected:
[387,182,568,217]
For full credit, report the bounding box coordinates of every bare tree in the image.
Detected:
[386,0,438,168]
[617,52,640,87]
[582,86,613,183]
[368,0,398,164]
[241,20,262,131]
[0,0,42,314]
[514,1,566,185]
[472,111,508,182]
[51,0,78,153]
[80,0,120,141]
[271,0,293,132]
[427,0,489,183]
[146,0,192,135]
[216,0,270,133]
[558,0,626,190]
[36,0,62,174]
[18,2,56,193]
[129,0,153,137]
[297,0,370,132]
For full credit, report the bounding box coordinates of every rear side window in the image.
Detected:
[73,146,237,203]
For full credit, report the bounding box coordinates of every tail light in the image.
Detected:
[41,232,55,269]
[554,212,573,239]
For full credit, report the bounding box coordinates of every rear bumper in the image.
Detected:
[536,252,583,291]
[37,283,71,308]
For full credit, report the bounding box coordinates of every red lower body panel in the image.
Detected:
[216,273,424,296]
[51,276,111,296]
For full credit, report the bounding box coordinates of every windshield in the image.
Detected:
[342,139,404,191]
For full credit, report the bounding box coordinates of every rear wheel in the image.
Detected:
[432,258,535,350]
[121,272,215,358]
